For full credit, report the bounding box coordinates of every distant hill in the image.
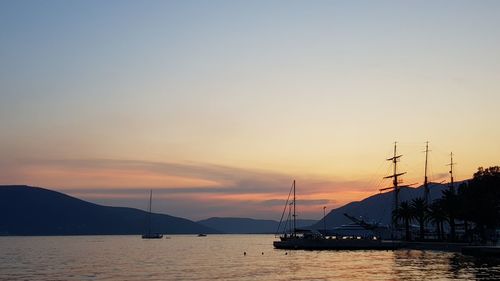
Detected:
[1,184,457,235]
[312,183,453,230]
[0,185,218,235]
[198,217,317,234]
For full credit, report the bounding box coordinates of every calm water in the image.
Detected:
[1,235,500,280]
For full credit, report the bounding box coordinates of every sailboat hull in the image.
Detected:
[142,234,163,239]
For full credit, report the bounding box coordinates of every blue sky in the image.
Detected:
[1,1,499,219]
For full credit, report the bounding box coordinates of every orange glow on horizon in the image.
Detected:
[14,165,221,189]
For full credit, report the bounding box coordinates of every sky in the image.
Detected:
[1,0,499,220]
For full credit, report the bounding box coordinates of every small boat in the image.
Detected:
[197,234,207,237]
[142,190,163,239]
[142,233,163,239]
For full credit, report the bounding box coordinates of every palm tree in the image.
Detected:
[393,201,413,241]
[456,182,473,241]
[428,200,446,240]
[441,189,458,241]
[411,197,428,240]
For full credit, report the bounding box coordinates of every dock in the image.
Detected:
[461,246,500,257]
[401,241,469,252]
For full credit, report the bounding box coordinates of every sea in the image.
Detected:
[1,235,500,280]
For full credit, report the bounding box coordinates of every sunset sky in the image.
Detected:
[1,1,499,220]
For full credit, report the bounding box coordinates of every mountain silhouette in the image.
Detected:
[198,217,317,234]
[0,185,218,235]
[0,184,456,235]
[312,183,453,229]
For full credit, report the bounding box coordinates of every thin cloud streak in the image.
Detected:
[3,158,375,192]
[0,158,381,219]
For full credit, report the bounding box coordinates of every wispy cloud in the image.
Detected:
[0,158,377,220]
[260,199,333,207]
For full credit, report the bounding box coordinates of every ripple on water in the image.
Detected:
[1,235,500,280]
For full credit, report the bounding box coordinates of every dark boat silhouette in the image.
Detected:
[142,190,163,239]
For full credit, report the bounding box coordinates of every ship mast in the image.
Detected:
[275,180,295,237]
[293,180,296,237]
[448,152,456,194]
[148,189,152,236]
[380,142,406,227]
[423,141,430,206]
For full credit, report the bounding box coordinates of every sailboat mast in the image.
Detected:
[149,189,153,213]
[148,189,152,235]
[424,141,430,206]
[293,180,296,237]
[449,152,455,194]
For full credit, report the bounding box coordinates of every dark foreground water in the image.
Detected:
[1,235,500,280]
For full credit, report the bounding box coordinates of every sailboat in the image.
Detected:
[142,189,164,239]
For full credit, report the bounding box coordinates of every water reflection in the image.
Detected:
[393,249,500,280]
[452,254,500,281]
[2,236,500,280]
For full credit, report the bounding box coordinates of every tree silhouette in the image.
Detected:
[461,166,500,242]
[428,200,446,240]
[441,189,458,241]
[393,201,413,241]
[389,166,500,243]
[456,182,473,241]
[410,197,428,240]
